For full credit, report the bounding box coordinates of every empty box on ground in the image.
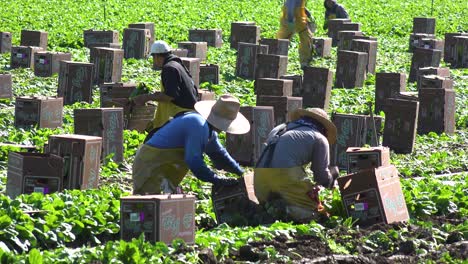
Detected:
[0,74,12,99]
[335,50,368,88]
[255,54,288,80]
[90,47,124,85]
[178,42,208,61]
[346,147,390,174]
[34,52,72,77]
[453,36,468,68]
[126,104,157,132]
[409,48,442,82]
[189,29,223,48]
[255,78,292,96]
[10,46,44,69]
[416,67,450,90]
[302,66,333,109]
[123,28,151,59]
[374,72,406,114]
[280,75,303,98]
[129,22,155,44]
[199,64,219,85]
[419,75,453,90]
[259,38,289,56]
[409,33,435,52]
[444,33,468,63]
[180,57,201,88]
[0,32,12,53]
[256,96,302,126]
[100,82,137,109]
[312,37,332,57]
[235,42,269,80]
[20,30,48,49]
[351,39,378,74]
[14,96,63,129]
[337,30,363,51]
[230,22,260,49]
[413,17,436,34]
[58,61,94,105]
[418,88,455,135]
[84,30,119,48]
[198,89,216,101]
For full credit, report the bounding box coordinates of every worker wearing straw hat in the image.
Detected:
[254,108,339,222]
[132,95,250,194]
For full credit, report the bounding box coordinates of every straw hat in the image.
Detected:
[195,95,250,135]
[289,108,337,144]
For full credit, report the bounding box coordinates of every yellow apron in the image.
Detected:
[150,84,193,130]
[254,166,324,222]
[132,144,189,195]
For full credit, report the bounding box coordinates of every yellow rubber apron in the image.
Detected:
[150,84,193,130]
[132,144,189,195]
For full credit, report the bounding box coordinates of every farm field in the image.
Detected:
[0,0,467,263]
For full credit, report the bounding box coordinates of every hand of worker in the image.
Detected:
[213,176,239,186]
[328,165,340,187]
[131,94,152,106]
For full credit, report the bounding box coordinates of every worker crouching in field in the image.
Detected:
[277,0,316,68]
[254,108,339,223]
[132,40,198,141]
[132,95,250,194]
[323,0,349,30]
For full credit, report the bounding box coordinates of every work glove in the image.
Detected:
[213,176,239,187]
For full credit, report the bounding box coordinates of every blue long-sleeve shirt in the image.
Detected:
[145,112,243,184]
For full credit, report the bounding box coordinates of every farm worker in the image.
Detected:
[323,0,349,30]
[254,108,339,223]
[132,40,198,141]
[132,95,250,195]
[277,0,316,68]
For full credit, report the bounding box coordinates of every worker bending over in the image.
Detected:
[254,108,339,223]
[323,0,349,30]
[132,95,250,194]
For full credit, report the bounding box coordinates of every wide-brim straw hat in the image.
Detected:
[195,94,250,135]
[289,108,337,144]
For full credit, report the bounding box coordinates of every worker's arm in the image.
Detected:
[310,135,336,188]
[335,4,349,19]
[205,132,244,176]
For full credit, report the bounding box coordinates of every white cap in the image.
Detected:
[149,40,172,56]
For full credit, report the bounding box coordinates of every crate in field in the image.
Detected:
[230,22,260,49]
[302,66,333,110]
[189,29,223,48]
[338,165,409,226]
[255,54,288,80]
[418,38,444,54]
[0,74,12,99]
[235,42,269,80]
[74,108,124,163]
[126,104,156,132]
[123,28,151,59]
[444,33,468,63]
[198,89,216,101]
[47,134,102,190]
[14,96,63,129]
[0,32,12,53]
[346,147,390,174]
[374,72,406,114]
[416,67,450,90]
[409,33,435,52]
[90,47,124,85]
[10,46,44,69]
[337,31,363,51]
[418,88,455,135]
[226,106,275,166]
[408,48,441,82]
[453,36,468,68]
[129,22,155,44]
[199,64,219,85]
[312,37,332,57]
[255,78,293,96]
[351,39,378,74]
[382,98,419,154]
[256,95,302,126]
[58,61,94,105]
[172,48,189,58]
[100,82,137,109]
[178,41,208,61]
[259,38,289,56]
[83,30,119,48]
[326,19,352,45]
[34,52,72,77]
[180,57,201,88]
[413,17,436,34]
[20,30,48,49]
[419,75,453,90]
[335,50,368,88]
[280,75,303,98]
[120,194,196,244]
[6,152,63,198]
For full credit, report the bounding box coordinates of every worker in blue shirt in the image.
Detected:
[132,95,250,194]
[323,0,349,30]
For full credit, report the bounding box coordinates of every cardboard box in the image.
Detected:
[326,19,352,45]
[199,64,219,85]
[312,37,332,57]
[198,89,216,101]
[6,152,63,198]
[0,32,12,53]
[453,36,468,68]
[10,46,44,69]
[259,38,289,56]
[256,96,302,126]
[409,33,435,52]
[413,17,436,34]
[330,114,383,169]
[47,134,102,190]
[351,39,378,74]
[382,98,419,154]
[14,96,63,129]
[418,88,455,135]
[230,22,259,49]
[418,38,444,55]
[408,48,442,82]
[255,78,293,96]
[178,42,208,61]
[337,165,409,226]
[255,54,288,80]
[280,75,303,98]
[346,147,390,174]
[0,74,12,99]
[100,82,137,109]
[226,106,275,165]
[57,61,94,105]
[337,31,364,51]
[129,22,155,44]
[90,47,124,85]
[419,75,453,90]
[74,108,124,163]
[189,29,223,48]
[83,30,119,48]
[335,50,368,88]
[235,42,269,80]
[123,28,151,59]
[172,48,189,58]
[20,30,48,49]
[416,67,450,90]
[374,73,406,114]
[180,57,201,88]
[120,194,196,244]
[444,33,468,63]
[126,104,156,132]
[34,52,72,77]
[302,67,333,109]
